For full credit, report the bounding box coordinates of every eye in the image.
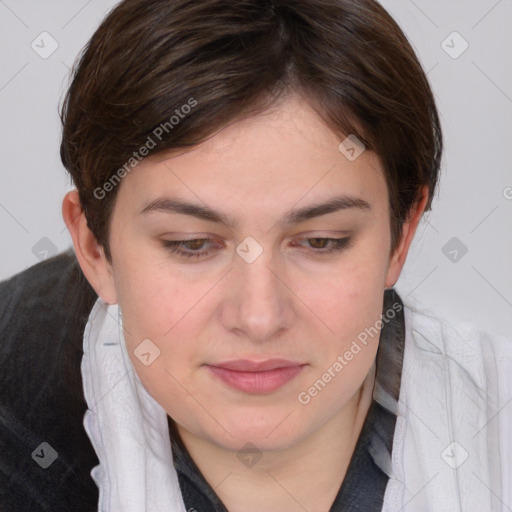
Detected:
[160,238,218,258]
[295,237,353,255]
[160,236,353,259]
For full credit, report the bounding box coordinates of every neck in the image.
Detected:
[172,365,376,512]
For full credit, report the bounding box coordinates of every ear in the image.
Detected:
[62,189,118,304]
[385,185,429,289]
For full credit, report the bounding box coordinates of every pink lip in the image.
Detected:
[205,359,306,393]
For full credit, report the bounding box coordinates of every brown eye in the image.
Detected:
[298,237,353,255]
[183,239,208,250]
[160,238,218,258]
[308,238,330,249]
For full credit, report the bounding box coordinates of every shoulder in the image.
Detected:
[1,248,90,318]
[0,249,98,379]
[0,249,100,511]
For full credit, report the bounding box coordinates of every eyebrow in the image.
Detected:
[138,194,371,228]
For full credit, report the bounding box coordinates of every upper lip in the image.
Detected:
[208,359,304,372]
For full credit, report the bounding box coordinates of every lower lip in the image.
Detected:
[206,365,305,393]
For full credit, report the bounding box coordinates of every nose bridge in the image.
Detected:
[229,243,290,340]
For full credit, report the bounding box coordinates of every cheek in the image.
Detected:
[111,259,205,388]
[297,266,385,416]
[111,241,184,335]
[117,272,175,338]
[295,238,390,387]
[306,246,388,328]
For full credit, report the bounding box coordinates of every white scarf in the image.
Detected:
[82,297,511,511]
[81,298,187,512]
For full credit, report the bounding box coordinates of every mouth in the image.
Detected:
[205,359,307,394]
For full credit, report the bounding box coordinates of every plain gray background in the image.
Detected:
[0,0,511,337]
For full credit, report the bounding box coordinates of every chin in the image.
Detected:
[202,409,306,453]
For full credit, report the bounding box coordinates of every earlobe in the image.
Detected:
[62,190,118,304]
[385,186,429,289]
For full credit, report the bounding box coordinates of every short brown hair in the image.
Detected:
[60,0,442,263]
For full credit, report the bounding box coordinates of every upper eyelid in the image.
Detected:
[162,231,352,240]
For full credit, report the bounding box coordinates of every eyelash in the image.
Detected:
[160,237,353,259]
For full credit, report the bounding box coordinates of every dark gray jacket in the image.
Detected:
[0,249,99,511]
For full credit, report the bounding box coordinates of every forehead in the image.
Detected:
[114,94,387,221]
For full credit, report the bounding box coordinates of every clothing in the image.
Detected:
[383,305,512,511]
[1,250,512,511]
[0,250,99,512]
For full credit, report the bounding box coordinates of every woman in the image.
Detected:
[1,0,510,511]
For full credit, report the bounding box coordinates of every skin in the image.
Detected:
[63,92,427,512]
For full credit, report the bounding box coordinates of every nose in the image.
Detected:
[221,247,295,343]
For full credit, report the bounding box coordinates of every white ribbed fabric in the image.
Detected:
[81,296,512,511]
[81,298,187,512]
[382,302,512,511]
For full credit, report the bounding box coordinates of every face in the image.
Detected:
[103,93,399,452]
